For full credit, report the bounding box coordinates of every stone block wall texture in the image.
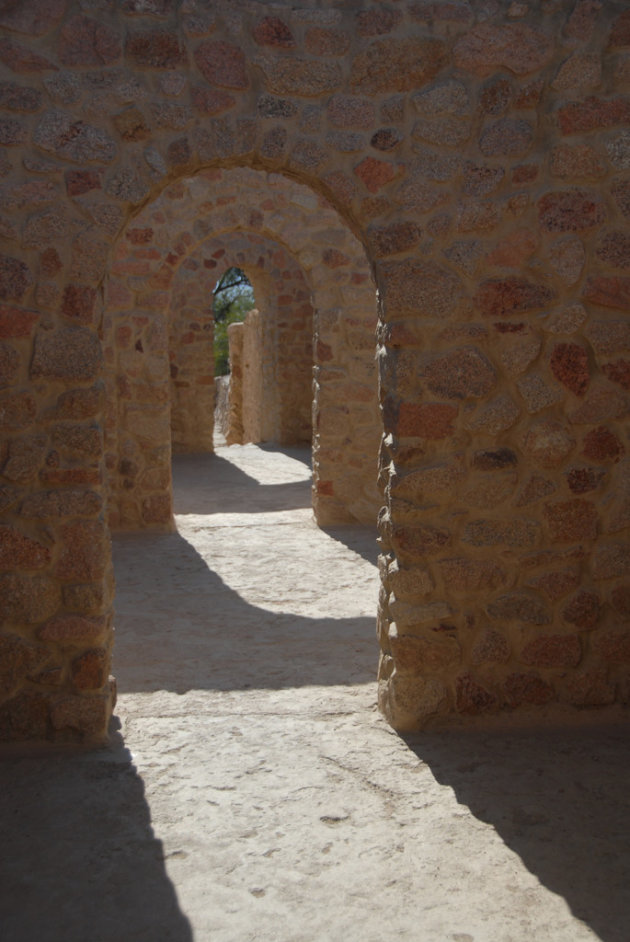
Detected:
[0,0,629,740]
[105,167,379,530]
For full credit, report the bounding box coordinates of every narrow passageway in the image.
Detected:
[1,445,629,942]
[113,441,380,696]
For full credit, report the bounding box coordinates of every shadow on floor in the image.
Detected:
[0,720,192,942]
[320,525,380,566]
[112,528,377,695]
[404,725,630,942]
[172,452,312,516]
[257,441,313,468]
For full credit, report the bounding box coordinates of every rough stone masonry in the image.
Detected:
[0,0,629,741]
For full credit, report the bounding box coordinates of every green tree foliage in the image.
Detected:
[213,267,255,376]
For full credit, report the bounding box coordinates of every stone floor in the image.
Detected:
[1,441,629,942]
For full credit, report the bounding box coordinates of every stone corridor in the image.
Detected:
[1,442,629,942]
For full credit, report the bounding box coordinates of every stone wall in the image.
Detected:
[106,167,379,530]
[0,0,629,741]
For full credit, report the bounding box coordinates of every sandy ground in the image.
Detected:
[1,441,629,942]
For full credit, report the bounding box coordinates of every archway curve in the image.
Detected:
[170,230,314,449]
[2,1,628,743]
[105,165,380,530]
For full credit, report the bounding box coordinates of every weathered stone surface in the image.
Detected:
[0,526,50,571]
[496,327,541,375]
[516,474,556,507]
[59,15,122,67]
[486,228,537,267]
[21,488,102,518]
[71,648,108,690]
[582,275,630,311]
[62,582,105,616]
[439,557,506,591]
[253,16,295,48]
[523,420,575,468]
[258,56,339,97]
[611,585,630,620]
[566,467,606,494]
[479,118,533,157]
[141,494,171,524]
[471,448,517,471]
[471,628,509,665]
[593,544,630,580]
[464,394,520,434]
[544,499,598,543]
[487,592,550,625]
[454,24,552,76]
[0,632,49,701]
[475,278,555,317]
[354,156,398,193]
[546,301,588,333]
[612,179,630,217]
[0,81,42,112]
[368,222,420,258]
[528,569,579,601]
[504,673,554,706]
[521,634,582,669]
[552,52,602,93]
[561,669,616,707]
[56,521,108,583]
[557,97,630,135]
[2,434,47,483]
[606,130,630,171]
[0,573,60,624]
[388,629,460,674]
[569,382,628,425]
[351,38,446,94]
[305,27,349,57]
[394,402,457,439]
[0,254,32,301]
[34,110,116,163]
[463,164,505,198]
[563,590,601,629]
[380,259,463,318]
[586,320,630,355]
[39,614,107,643]
[50,693,110,739]
[463,518,539,547]
[538,189,605,232]
[602,360,630,391]
[551,143,606,180]
[517,372,563,413]
[0,0,65,36]
[391,524,452,560]
[597,231,630,269]
[424,348,496,400]
[456,674,497,714]
[0,37,57,74]
[0,342,18,387]
[126,29,186,69]
[31,327,103,382]
[582,426,625,463]
[550,343,590,396]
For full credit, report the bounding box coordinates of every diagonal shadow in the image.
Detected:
[0,722,193,942]
[403,726,630,942]
[257,441,313,467]
[112,528,377,694]
[320,525,380,566]
[171,452,312,515]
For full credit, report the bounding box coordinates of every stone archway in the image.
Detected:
[170,230,314,450]
[105,166,380,531]
[1,1,629,743]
